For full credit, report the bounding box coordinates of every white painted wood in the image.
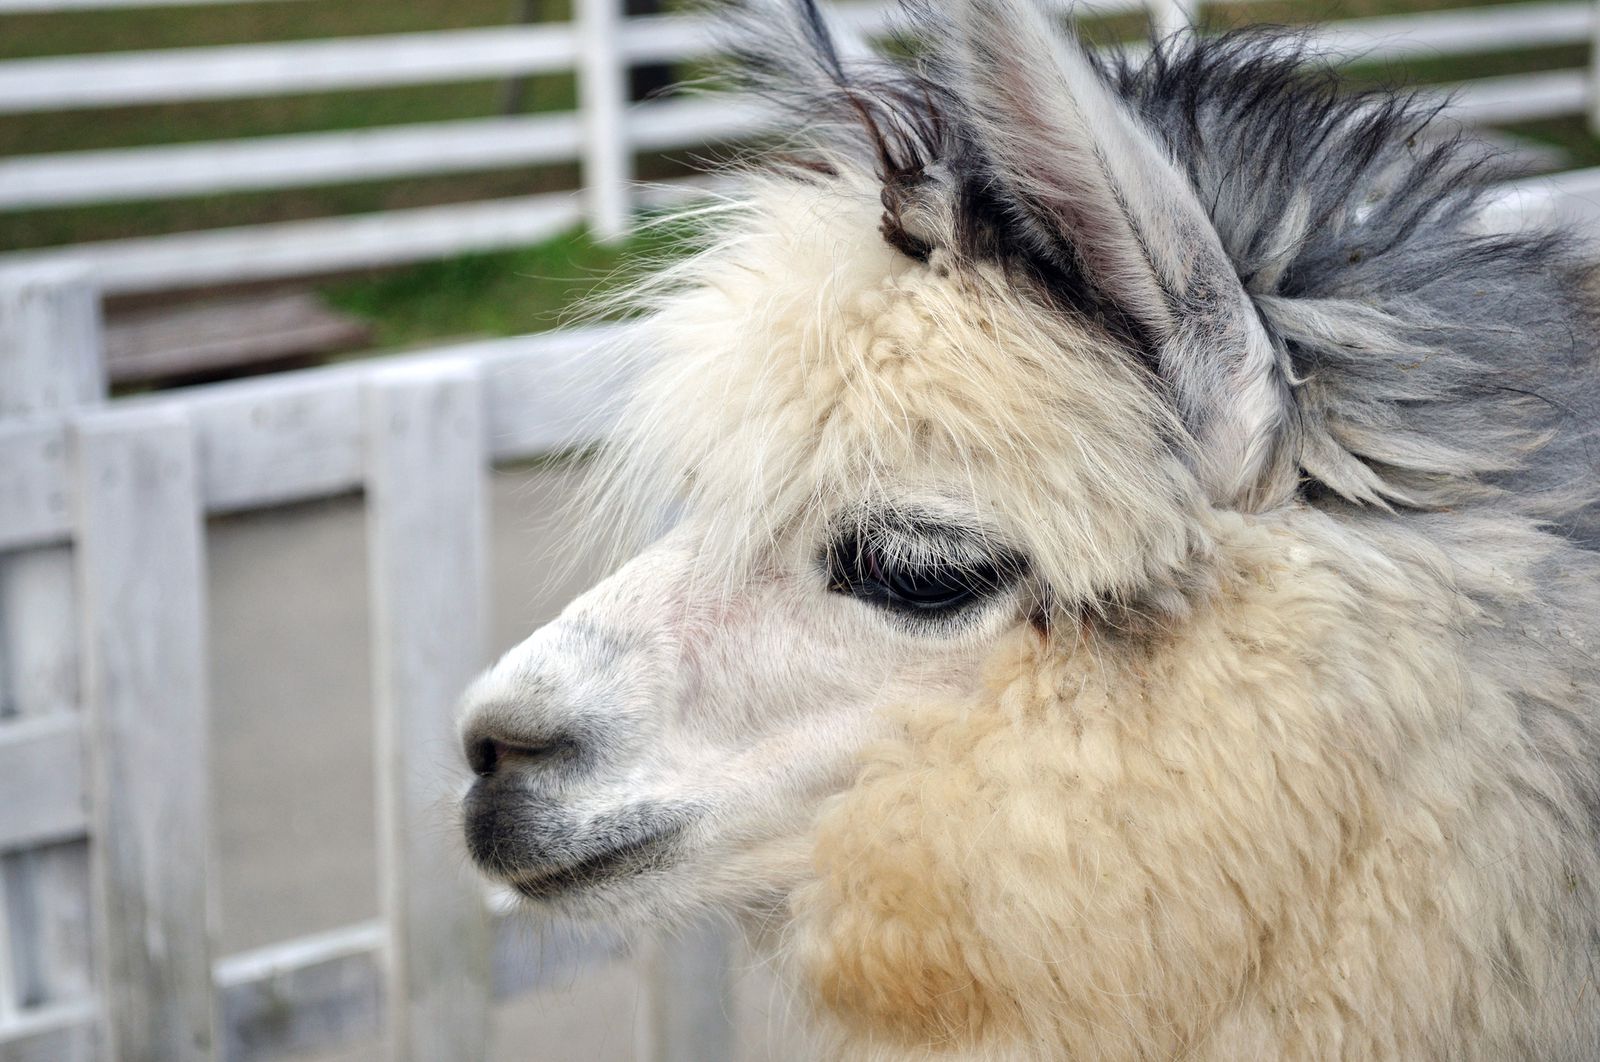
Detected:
[0,421,70,552]
[0,263,104,418]
[639,929,736,1062]
[0,716,86,852]
[365,361,493,1062]
[74,406,219,1062]
[480,326,639,458]
[0,99,765,212]
[1479,163,1600,236]
[0,872,13,1027]
[0,193,582,295]
[0,3,1579,284]
[577,0,632,241]
[614,2,897,66]
[628,97,767,151]
[215,922,386,1062]
[1148,0,1198,42]
[0,0,310,9]
[1318,2,1589,62]
[1050,0,1175,11]
[0,114,583,211]
[0,326,632,554]
[207,910,626,1061]
[0,262,100,1052]
[1434,69,1588,124]
[0,1000,97,1060]
[0,2,892,112]
[488,916,626,1001]
[187,373,367,515]
[1591,0,1600,133]
[0,25,578,114]
[0,2,1571,119]
[0,554,80,726]
[0,906,628,1061]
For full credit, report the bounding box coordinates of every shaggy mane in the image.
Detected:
[727,1,1600,541]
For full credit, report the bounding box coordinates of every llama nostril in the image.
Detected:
[467,736,501,776]
[465,731,574,777]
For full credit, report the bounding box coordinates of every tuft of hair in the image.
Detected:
[627,0,1600,544]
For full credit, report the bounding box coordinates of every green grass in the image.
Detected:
[319,217,702,349]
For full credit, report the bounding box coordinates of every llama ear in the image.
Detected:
[949,0,1291,505]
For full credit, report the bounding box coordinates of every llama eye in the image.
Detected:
[827,532,1017,614]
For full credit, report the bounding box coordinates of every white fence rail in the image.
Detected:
[1,0,1598,291]
[0,263,745,1061]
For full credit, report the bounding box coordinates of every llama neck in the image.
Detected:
[783,507,1600,1060]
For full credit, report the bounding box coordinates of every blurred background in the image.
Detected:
[2,1,1599,1060]
[3,0,1597,382]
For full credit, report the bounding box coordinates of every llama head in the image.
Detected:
[455,0,1596,984]
[458,0,1289,930]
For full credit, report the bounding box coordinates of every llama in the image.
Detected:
[458,0,1600,1056]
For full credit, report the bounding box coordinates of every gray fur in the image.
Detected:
[727,0,1600,541]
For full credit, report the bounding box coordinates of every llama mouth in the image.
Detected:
[510,826,685,900]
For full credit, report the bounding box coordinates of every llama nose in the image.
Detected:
[463,720,581,778]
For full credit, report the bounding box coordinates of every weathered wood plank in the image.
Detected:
[0,263,104,418]
[74,407,219,1061]
[1592,0,1600,136]
[479,326,637,458]
[215,922,385,1062]
[627,98,766,152]
[0,1000,97,1062]
[0,193,581,295]
[0,326,632,554]
[188,374,368,515]
[0,420,70,553]
[207,908,626,1062]
[104,293,372,386]
[1149,0,1198,41]
[0,1,1580,117]
[640,929,737,1062]
[0,262,101,1050]
[487,904,626,1001]
[0,0,311,10]
[365,361,492,1062]
[1318,1,1589,61]
[0,872,12,1026]
[0,99,754,212]
[1433,69,1587,125]
[577,0,632,240]
[0,717,86,853]
[0,115,582,211]
[0,25,579,114]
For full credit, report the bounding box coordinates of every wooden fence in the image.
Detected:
[7,3,1600,1060]
[0,262,746,1062]
[3,0,1600,293]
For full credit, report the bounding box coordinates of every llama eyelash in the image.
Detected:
[823,517,1029,622]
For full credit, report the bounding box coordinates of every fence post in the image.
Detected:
[74,405,219,1062]
[637,928,737,1062]
[577,0,632,242]
[1149,0,1199,41]
[365,361,493,1062]
[1591,0,1600,133]
[0,262,103,1061]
